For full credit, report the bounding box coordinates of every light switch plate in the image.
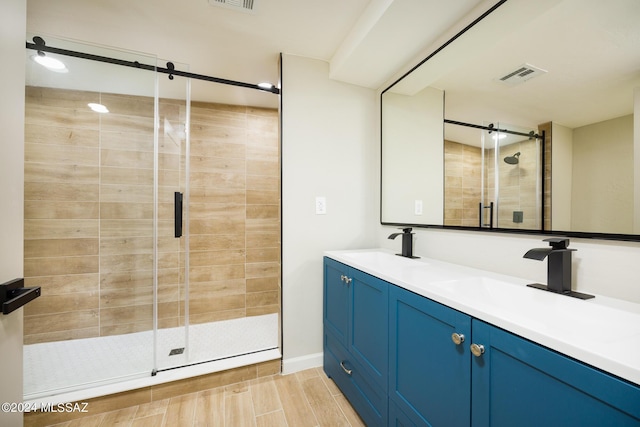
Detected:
[415,199,423,215]
[315,196,327,215]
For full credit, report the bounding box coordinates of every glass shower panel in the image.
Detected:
[155,61,191,371]
[23,35,158,398]
[480,126,497,228]
[494,122,542,230]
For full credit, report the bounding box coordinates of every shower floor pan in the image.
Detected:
[24,313,278,400]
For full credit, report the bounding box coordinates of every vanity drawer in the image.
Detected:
[323,331,387,426]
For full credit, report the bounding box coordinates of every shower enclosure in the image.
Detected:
[23,35,280,400]
[444,121,543,230]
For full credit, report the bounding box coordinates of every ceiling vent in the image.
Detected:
[497,63,547,86]
[208,0,256,14]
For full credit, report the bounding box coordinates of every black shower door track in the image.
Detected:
[26,37,280,95]
[444,119,542,140]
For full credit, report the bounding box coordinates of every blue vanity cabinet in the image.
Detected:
[323,257,389,426]
[325,255,640,427]
[471,319,640,427]
[389,284,472,427]
[323,257,350,345]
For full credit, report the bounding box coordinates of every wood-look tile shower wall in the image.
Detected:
[23,87,280,345]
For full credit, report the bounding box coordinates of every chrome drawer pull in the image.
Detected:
[340,361,353,376]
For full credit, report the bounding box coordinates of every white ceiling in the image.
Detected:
[25,0,486,108]
[25,0,639,129]
[435,0,640,130]
[388,0,640,147]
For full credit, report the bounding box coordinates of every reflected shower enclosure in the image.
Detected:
[444,122,544,230]
[23,35,280,399]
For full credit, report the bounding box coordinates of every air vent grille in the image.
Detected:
[497,63,547,86]
[209,0,256,13]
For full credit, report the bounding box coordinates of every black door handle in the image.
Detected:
[174,192,183,238]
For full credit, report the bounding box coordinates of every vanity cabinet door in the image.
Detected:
[323,257,350,346]
[389,285,472,427]
[350,268,388,391]
[323,257,389,425]
[471,320,640,427]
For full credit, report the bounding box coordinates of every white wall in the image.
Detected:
[571,115,634,234]
[281,39,640,374]
[281,54,378,372]
[382,87,444,224]
[551,123,573,230]
[634,88,640,233]
[376,227,640,304]
[0,0,26,425]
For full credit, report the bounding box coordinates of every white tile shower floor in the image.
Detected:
[24,313,278,400]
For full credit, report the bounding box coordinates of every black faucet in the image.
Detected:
[388,228,419,259]
[523,238,594,299]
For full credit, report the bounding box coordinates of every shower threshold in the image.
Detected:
[24,313,279,401]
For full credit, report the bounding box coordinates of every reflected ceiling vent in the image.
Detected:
[497,63,547,86]
[208,0,256,14]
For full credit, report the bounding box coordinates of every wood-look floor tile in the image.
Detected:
[225,389,256,427]
[334,394,366,427]
[162,394,197,427]
[255,410,288,427]
[296,368,319,382]
[130,413,165,427]
[250,377,282,416]
[31,369,366,427]
[301,376,350,427]
[194,388,224,427]
[65,414,105,427]
[316,368,341,396]
[98,406,137,426]
[256,360,281,377]
[133,399,169,419]
[274,374,318,427]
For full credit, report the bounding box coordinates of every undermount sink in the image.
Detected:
[431,277,640,344]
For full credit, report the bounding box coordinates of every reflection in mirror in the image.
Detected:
[381,86,444,225]
[443,121,543,231]
[381,0,640,239]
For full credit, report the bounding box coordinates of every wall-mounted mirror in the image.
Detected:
[381,0,640,239]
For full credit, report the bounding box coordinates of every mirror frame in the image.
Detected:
[380,0,640,242]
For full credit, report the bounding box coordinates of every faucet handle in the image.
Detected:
[543,237,570,250]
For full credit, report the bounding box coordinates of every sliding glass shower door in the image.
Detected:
[23,35,162,397]
[485,122,543,230]
[155,62,191,372]
[24,34,281,400]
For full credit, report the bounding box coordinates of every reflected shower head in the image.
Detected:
[504,152,521,165]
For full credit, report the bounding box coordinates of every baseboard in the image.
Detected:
[282,352,323,375]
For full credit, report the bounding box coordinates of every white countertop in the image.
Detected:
[325,248,640,386]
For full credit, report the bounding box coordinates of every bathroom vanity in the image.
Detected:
[323,249,640,427]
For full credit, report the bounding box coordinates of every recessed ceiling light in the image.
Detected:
[31,54,68,73]
[88,103,109,113]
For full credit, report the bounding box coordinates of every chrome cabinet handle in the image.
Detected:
[345,277,352,285]
[470,343,485,357]
[340,275,347,282]
[340,361,353,376]
[451,332,465,345]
